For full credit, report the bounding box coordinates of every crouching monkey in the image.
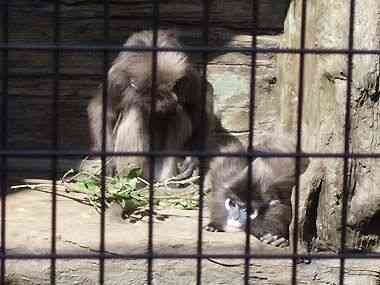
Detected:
[205,133,310,248]
[87,30,213,182]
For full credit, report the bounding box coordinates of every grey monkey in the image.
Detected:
[87,30,213,181]
[206,133,310,247]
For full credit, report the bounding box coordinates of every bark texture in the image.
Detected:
[278,0,380,251]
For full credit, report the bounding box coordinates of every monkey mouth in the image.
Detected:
[225,198,259,230]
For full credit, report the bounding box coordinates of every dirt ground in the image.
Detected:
[3,189,380,284]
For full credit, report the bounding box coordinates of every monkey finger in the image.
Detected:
[269,237,288,248]
[173,157,199,181]
[178,157,190,172]
[178,156,198,172]
[260,233,275,241]
[260,234,278,244]
[171,167,194,181]
[269,199,281,206]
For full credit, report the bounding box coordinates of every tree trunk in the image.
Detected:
[278,0,380,251]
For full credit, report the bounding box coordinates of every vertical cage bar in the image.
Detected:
[0,2,9,284]
[292,0,308,283]
[195,1,210,284]
[100,0,110,284]
[243,0,258,284]
[339,0,356,284]
[50,0,61,283]
[147,1,159,284]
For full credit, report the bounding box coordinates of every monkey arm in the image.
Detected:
[205,185,229,232]
[87,86,116,153]
[185,79,212,151]
[171,68,214,180]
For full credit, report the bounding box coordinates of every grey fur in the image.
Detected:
[87,30,213,181]
[206,133,310,245]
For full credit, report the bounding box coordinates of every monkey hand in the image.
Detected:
[172,156,199,181]
[259,233,289,248]
[204,223,224,232]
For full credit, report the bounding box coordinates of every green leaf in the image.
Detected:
[127,168,143,180]
[74,180,99,193]
[122,198,147,213]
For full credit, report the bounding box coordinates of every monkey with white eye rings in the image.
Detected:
[205,133,310,248]
[207,197,290,248]
[87,30,213,182]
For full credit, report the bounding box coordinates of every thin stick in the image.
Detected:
[61,168,75,182]
[11,183,66,191]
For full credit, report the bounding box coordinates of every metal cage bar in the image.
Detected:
[147,2,160,284]
[1,44,380,55]
[292,0,308,282]
[1,2,9,284]
[2,0,380,284]
[339,0,357,284]
[99,0,111,283]
[1,149,380,159]
[3,252,380,260]
[243,0,259,284]
[50,0,61,283]
[195,1,210,284]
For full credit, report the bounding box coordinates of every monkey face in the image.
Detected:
[224,198,247,230]
[225,177,265,211]
[223,197,263,232]
[153,76,189,117]
[130,80,182,117]
[154,87,180,116]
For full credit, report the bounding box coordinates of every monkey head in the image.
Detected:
[222,170,267,211]
[224,198,284,230]
[224,198,248,231]
[120,45,189,118]
[127,77,187,117]
[222,197,290,247]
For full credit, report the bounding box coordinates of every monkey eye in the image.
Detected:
[225,198,236,210]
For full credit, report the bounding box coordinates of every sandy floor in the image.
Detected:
[3,189,380,284]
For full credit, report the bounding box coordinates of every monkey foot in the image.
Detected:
[259,233,289,248]
[173,156,199,181]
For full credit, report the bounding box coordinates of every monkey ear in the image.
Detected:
[226,164,264,192]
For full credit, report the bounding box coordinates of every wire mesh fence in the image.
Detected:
[1,0,380,284]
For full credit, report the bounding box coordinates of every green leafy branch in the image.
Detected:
[11,161,201,217]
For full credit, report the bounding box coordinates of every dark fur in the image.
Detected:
[251,200,292,240]
[206,133,310,243]
[87,30,213,181]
